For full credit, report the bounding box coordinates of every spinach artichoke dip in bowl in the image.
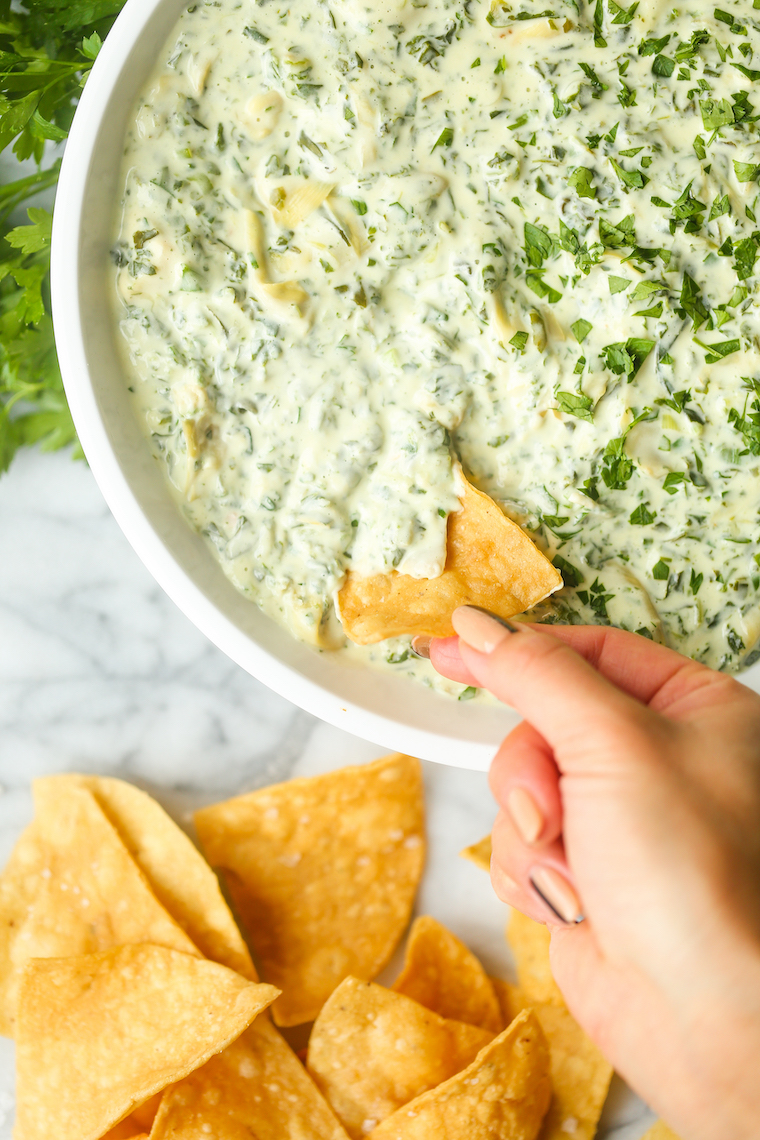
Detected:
[113,0,760,677]
[53,0,760,764]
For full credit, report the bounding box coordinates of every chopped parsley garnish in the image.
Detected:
[556,390,595,421]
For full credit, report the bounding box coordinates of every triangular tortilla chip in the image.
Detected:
[150,1017,349,1140]
[14,945,278,1140]
[460,834,492,872]
[0,784,198,1036]
[307,976,493,1138]
[369,1008,551,1140]
[195,753,425,1026]
[337,478,562,643]
[508,910,564,1006]
[506,912,613,1140]
[490,976,525,1027]
[391,916,503,1033]
[37,775,255,979]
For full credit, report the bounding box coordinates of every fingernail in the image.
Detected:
[452,606,517,654]
[529,866,585,925]
[508,787,544,845]
[411,636,431,659]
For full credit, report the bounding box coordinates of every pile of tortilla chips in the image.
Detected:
[0,757,675,1140]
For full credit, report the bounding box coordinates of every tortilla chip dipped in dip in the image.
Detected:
[337,478,562,644]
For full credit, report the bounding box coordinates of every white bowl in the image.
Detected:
[53,0,760,772]
[51,0,523,770]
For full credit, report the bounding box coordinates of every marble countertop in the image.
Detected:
[0,447,655,1139]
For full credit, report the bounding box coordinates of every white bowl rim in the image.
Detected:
[52,0,760,773]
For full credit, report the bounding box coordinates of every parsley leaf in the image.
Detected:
[602,337,656,378]
[1,3,125,474]
[556,390,595,421]
[523,221,555,267]
[571,318,593,343]
[679,272,709,330]
[639,34,671,55]
[601,437,634,489]
[734,160,760,181]
[609,157,648,190]
[734,234,760,279]
[630,503,656,524]
[567,166,596,198]
[694,336,741,362]
[525,271,563,303]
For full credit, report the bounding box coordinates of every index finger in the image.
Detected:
[430,624,704,710]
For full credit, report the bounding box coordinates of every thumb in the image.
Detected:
[452,607,660,770]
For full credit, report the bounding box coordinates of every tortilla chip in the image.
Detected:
[391,916,503,1033]
[195,753,425,1026]
[307,976,493,1138]
[337,478,562,643]
[507,910,564,1006]
[150,1017,349,1140]
[641,1125,682,1140]
[507,994,613,1140]
[370,1007,551,1140]
[460,834,492,872]
[490,977,526,1027]
[14,944,278,1140]
[506,913,613,1140]
[0,784,198,1037]
[129,1092,162,1130]
[101,1123,148,1140]
[37,774,255,979]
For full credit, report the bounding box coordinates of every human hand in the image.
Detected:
[423,609,760,1140]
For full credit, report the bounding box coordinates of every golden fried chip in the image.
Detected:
[370,1007,551,1140]
[101,1122,148,1140]
[507,910,564,1006]
[14,945,278,1140]
[150,1017,349,1140]
[38,774,255,979]
[195,753,425,1026]
[307,976,493,1138]
[641,1124,682,1140]
[490,976,525,1027]
[391,916,503,1033]
[337,478,562,643]
[0,784,198,1036]
[460,834,492,871]
[506,913,613,1140]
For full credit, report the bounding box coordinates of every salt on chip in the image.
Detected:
[506,912,613,1140]
[369,1007,551,1140]
[0,783,198,1036]
[460,834,492,872]
[38,774,255,979]
[337,478,562,643]
[641,1125,682,1140]
[307,975,493,1139]
[195,753,425,1026]
[150,1016,349,1140]
[14,944,279,1140]
[391,915,503,1033]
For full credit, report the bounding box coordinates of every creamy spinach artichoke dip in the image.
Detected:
[114,0,760,682]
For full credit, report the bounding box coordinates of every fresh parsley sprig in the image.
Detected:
[0,0,124,476]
